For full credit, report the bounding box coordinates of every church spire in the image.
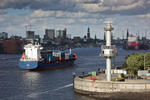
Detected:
[87,27,90,39]
[127,29,129,39]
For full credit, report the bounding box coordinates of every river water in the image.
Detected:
[0,46,150,100]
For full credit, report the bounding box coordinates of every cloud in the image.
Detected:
[0,17,5,22]
[1,0,150,39]
[0,9,7,15]
[30,9,102,19]
[79,3,109,12]
[111,0,145,11]
[0,0,150,25]
[30,10,55,18]
[0,0,30,9]
[0,0,150,16]
[0,0,78,12]
[137,13,150,18]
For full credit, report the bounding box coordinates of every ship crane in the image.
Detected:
[24,24,32,31]
[100,22,117,81]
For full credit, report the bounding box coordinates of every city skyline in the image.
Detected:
[0,0,150,39]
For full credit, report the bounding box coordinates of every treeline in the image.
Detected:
[124,52,150,75]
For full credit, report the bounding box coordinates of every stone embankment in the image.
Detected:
[74,77,150,100]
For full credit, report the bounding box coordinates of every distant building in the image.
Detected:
[142,37,146,41]
[113,36,119,40]
[87,27,90,39]
[55,28,67,38]
[45,29,55,39]
[55,30,59,38]
[73,36,81,42]
[34,35,40,43]
[95,34,97,41]
[0,32,8,39]
[56,30,63,38]
[67,34,71,39]
[10,35,22,40]
[0,40,3,53]
[2,40,23,54]
[83,35,87,42]
[63,28,67,38]
[34,35,40,40]
[26,31,35,39]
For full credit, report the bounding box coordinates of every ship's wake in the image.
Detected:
[27,83,73,98]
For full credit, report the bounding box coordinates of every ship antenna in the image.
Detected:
[122,31,124,40]
[29,24,32,31]
[25,25,28,31]
[145,30,147,38]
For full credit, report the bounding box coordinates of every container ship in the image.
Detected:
[18,43,77,70]
[123,35,149,50]
[123,35,139,49]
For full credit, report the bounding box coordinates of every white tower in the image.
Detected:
[100,22,117,81]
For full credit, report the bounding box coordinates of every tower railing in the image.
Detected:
[101,45,116,50]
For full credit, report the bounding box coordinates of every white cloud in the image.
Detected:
[146,0,150,4]
[112,0,145,11]
[66,19,75,24]
[31,9,95,18]
[0,0,150,39]
[62,0,100,3]
[0,0,150,16]
[0,17,5,22]
[79,3,109,12]
[104,0,136,6]
[31,9,55,18]
[137,13,150,18]
[0,9,7,15]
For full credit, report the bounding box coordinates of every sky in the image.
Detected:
[0,0,150,39]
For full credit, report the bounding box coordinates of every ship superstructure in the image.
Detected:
[21,43,43,61]
[123,30,149,50]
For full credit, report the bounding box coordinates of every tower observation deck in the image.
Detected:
[100,22,117,81]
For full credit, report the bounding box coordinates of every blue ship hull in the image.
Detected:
[18,60,75,70]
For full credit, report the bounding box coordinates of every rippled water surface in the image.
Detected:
[0,46,149,100]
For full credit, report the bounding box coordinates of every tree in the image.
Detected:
[145,52,150,69]
[125,53,144,75]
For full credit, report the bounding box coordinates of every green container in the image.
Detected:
[92,71,96,77]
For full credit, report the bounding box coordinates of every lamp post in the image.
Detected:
[144,53,146,70]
